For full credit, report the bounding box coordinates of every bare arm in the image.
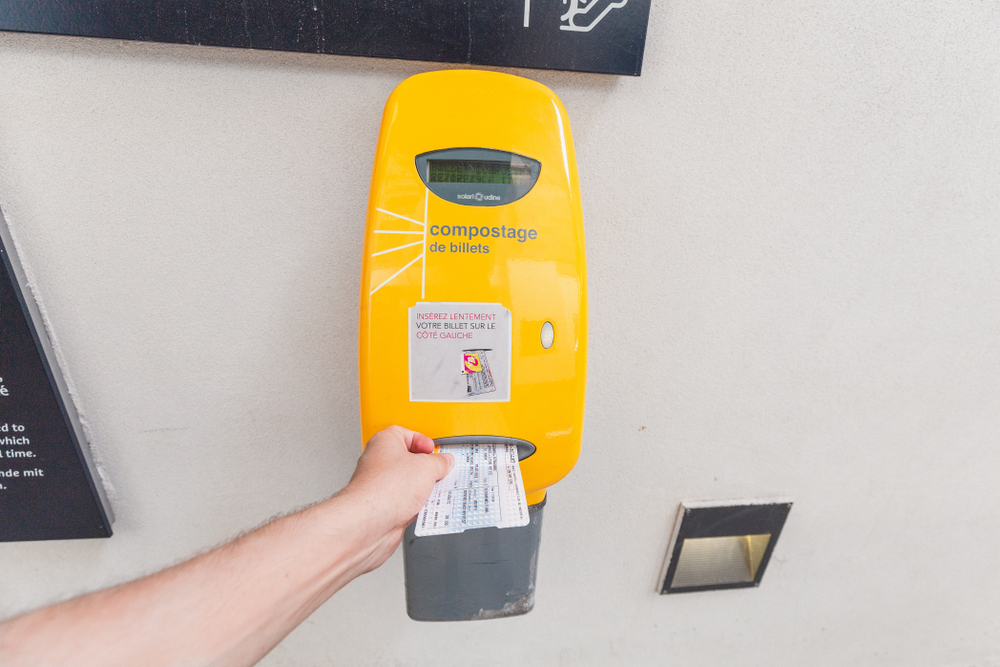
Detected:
[0,426,453,667]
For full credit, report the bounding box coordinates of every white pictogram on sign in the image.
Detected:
[560,0,628,32]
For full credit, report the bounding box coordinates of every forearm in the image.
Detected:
[0,489,380,667]
[0,425,451,667]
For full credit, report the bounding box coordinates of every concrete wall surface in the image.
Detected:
[1,0,999,664]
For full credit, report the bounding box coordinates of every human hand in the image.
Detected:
[341,426,453,572]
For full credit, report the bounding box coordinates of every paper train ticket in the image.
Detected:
[414,443,530,537]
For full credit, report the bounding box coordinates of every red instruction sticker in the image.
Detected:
[408,302,511,403]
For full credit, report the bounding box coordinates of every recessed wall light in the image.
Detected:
[659,499,792,594]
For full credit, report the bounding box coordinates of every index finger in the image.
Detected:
[383,425,436,454]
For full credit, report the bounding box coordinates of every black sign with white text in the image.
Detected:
[0,0,651,75]
[0,217,113,542]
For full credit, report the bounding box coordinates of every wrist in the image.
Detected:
[312,487,395,574]
[337,479,400,536]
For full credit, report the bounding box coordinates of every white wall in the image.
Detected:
[2,0,999,663]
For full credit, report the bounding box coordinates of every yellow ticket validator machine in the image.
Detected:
[360,70,586,621]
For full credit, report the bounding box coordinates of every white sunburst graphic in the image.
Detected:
[370,188,429,299]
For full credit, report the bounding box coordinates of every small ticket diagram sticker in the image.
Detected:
[462,349,496,396]
[409,302,511,402]
[462,352,483,373]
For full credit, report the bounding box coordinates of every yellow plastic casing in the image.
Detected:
[359,70,586,506]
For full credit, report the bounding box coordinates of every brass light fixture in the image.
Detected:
[660,499,792,594]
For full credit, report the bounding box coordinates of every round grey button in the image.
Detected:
[540,321,554,349]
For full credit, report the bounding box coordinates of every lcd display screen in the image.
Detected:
[428,160,533,185]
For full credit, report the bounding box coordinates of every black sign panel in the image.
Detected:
[0,213,113,542]
[0,0,651,75]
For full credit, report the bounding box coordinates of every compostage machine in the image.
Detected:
[359,70,587,620]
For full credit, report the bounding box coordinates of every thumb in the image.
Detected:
[426,452,455,481]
